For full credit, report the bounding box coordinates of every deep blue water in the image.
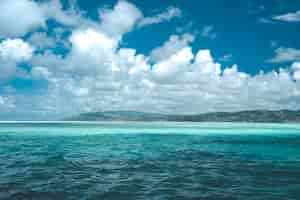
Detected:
[0,123,300,200]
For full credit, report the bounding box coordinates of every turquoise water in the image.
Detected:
[0,122,300,199]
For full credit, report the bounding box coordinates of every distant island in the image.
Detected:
[65,110,300,123]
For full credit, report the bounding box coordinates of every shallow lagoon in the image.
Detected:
[0,122,300,199]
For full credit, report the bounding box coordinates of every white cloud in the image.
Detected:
[67,28,119,76]
[0,39,34,61]
[41,0,81,26]
[0,95,15,109]
[201,25,217,40]
[19,29,300,118]
[0,0,81,37]
[31,51,65,73]
[28,32,56,50]
[150,33,194,62]
[152,47,193,80]
[292,62,300,81]
[0,61,17,83]
[0,96,4,105]
[31,66,52,80]
[70,29,118,53]
[98,0,142,39]
[0,0,45,37]
[138,7,181,27]
[2,86,16,94]
[1,0,300,119]
[195,50,214,64]
[273,10,300,22]
[0,39,34,82]
[268,47,300,63]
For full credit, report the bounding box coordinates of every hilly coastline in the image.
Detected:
[66,110,300,123]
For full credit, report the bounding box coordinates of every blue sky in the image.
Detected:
[1,0,300,120]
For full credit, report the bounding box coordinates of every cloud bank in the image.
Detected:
[0,0,300,119]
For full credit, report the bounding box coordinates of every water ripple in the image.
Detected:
[0,132,300,199]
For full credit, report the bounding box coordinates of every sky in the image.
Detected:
[1,0,300,120]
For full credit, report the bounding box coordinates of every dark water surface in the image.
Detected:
[0,123,300,200]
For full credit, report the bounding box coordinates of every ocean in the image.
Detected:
[0,122,300,200]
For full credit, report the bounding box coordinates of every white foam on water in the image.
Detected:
[1,122,300,136]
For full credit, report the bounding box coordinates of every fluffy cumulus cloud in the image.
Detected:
[0,39,34,82]
[0,0,80,37]
[0,39,34,61]
[0,0,45,37]
[1,0,300,119]
[150,34,194,62]
[98,0,142,39]
[152,47,194,80]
